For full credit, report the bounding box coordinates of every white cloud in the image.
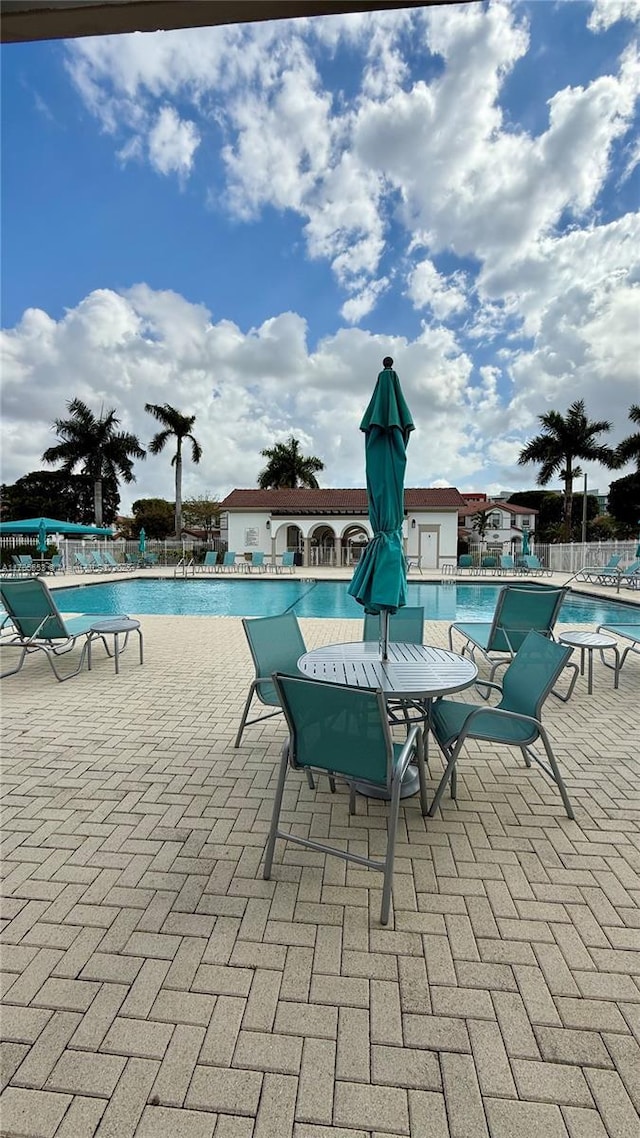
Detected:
[589,0,640,31]
[147,105,200,176]
[407,259,467,319]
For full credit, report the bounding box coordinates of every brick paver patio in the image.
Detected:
[1,587,639,1137]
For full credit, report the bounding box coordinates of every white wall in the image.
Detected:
[405,510,458,566]
[226,511,273,554]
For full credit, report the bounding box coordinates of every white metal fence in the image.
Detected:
[0,535,224,569]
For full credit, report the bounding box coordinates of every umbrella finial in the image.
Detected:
[383,356,394,368]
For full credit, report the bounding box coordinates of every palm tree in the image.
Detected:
[517,399,617,541]
[617,404,640,469]
[145,403,203,537]
[43,398,145,526]
[471,510,489,557]
[258,436,325,489]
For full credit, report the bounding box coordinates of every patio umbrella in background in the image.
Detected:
[636,524,640,558]
[0,517,113,537]
[138,528,146,557]
[348,357,414,659]
[37,519,48,554]
[521,529,531,556]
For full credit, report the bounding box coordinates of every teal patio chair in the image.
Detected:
[597,624,640,682]
[428,631,575,820]
[0,577,118,682]
[615,559,640,588]
[11,555,36,576]
[449,583,567,688]
[73,552,97,573]
[481,555,498,572]
[406,556,423,574]
[218,551,237,573]
[101,551,127,572]
[49,554,64,574]
[263,673,427,924]
[576,555,622,583]
[457,555,474,573]
[363,606,424,645]
[277,551,295,574]
[197,551,218,573]
[519,554,551,576]
[498,555,517,574]
[90,551,115,572]
[235,612,308,748]
[249,551,266,573]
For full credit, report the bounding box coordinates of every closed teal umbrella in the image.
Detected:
[138,528,146,555]
[348,358,414,658]
[521,530,531,556]
[37,519,48,555]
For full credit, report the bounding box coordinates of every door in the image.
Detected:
[419,526,439,569]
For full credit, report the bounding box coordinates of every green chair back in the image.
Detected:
[251,552,265,567]
[274,673,392,787]
[102,552,119,568]
[203,552,217,567]
[458,555,473,568]
[362,606,424,644]
[0,577,69,640]
[481,556,497,569]
[499,555,515,570]
[487,583,565,653]
[621,559,640,576]
[281,552,295,568]
[222,551,236,567]
[498,630,573,722]
[242,613,307,706]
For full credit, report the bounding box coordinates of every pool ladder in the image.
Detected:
[174,557,195,578]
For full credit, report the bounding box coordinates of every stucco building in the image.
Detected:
[219,487,466,569]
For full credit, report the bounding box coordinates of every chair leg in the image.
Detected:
[538,725,575,820]
[263,742,290,879]
[234,683,258,748]
[428,740,462,816]
[380,773,403,925]
[414,728,428,817]
[349,783,357,815]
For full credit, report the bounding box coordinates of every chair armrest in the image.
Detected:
[450,703,541,747]
[394,724,422,779]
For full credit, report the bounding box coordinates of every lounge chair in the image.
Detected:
[196,551,219,573]
[597,623,640,681]
[428,630,575,820]
[263,673,427,924]
[481,555,498,573]
[125,553,140,567]
[10,555,36,576]
[73,552,97,573]
[277,551,295,574]
[575,555,622,583]
[614,559,640,588]
[457,555,474,573]
[406,555,423,574]
[140,552,159,567]
[235,612,309,748]
[0,577,117,681]
[49,554,64,574]
[449,582,567,686]
[519,554,552,576]
[498,555,518,574]
[101,551,128,572]
[249,551,266,573]
[90,551,115,572]
[217,551,238,573]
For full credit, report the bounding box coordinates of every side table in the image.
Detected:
[87,617,144,675]
[558,630,620,694]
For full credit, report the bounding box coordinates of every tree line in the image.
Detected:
[1,397,638,540]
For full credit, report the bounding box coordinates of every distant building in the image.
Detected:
[459,499,538,552]
[219,487,466,569]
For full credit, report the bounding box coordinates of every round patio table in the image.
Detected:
[87,618,144,675]
[558,630,620,694]
[297,641,478,797]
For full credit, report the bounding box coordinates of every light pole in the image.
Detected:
[581,473,588,545]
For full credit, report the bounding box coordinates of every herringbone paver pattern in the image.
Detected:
[1,608,639,1137]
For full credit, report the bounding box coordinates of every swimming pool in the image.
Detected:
[53,578,638,624]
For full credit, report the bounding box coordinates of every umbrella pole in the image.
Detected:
[380,610,389,661]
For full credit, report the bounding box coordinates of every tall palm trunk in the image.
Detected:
[93,478,103,526]
[174,439,182,538]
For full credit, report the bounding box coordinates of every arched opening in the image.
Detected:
[309,524,337,567]
[341,524,370,567]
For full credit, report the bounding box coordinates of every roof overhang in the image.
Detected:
[0,1,475,44]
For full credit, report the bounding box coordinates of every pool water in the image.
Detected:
[53,578,637,625]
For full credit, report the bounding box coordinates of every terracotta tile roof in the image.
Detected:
[460,501,538,516]
[220,487,466,512]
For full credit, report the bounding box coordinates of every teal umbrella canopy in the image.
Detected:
[37,520,48,554]
[0,517,113,537]
[521,530,531,556]
[348,361,414,655]
[138,528,146,554]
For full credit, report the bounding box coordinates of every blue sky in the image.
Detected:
[2,0,639,511]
